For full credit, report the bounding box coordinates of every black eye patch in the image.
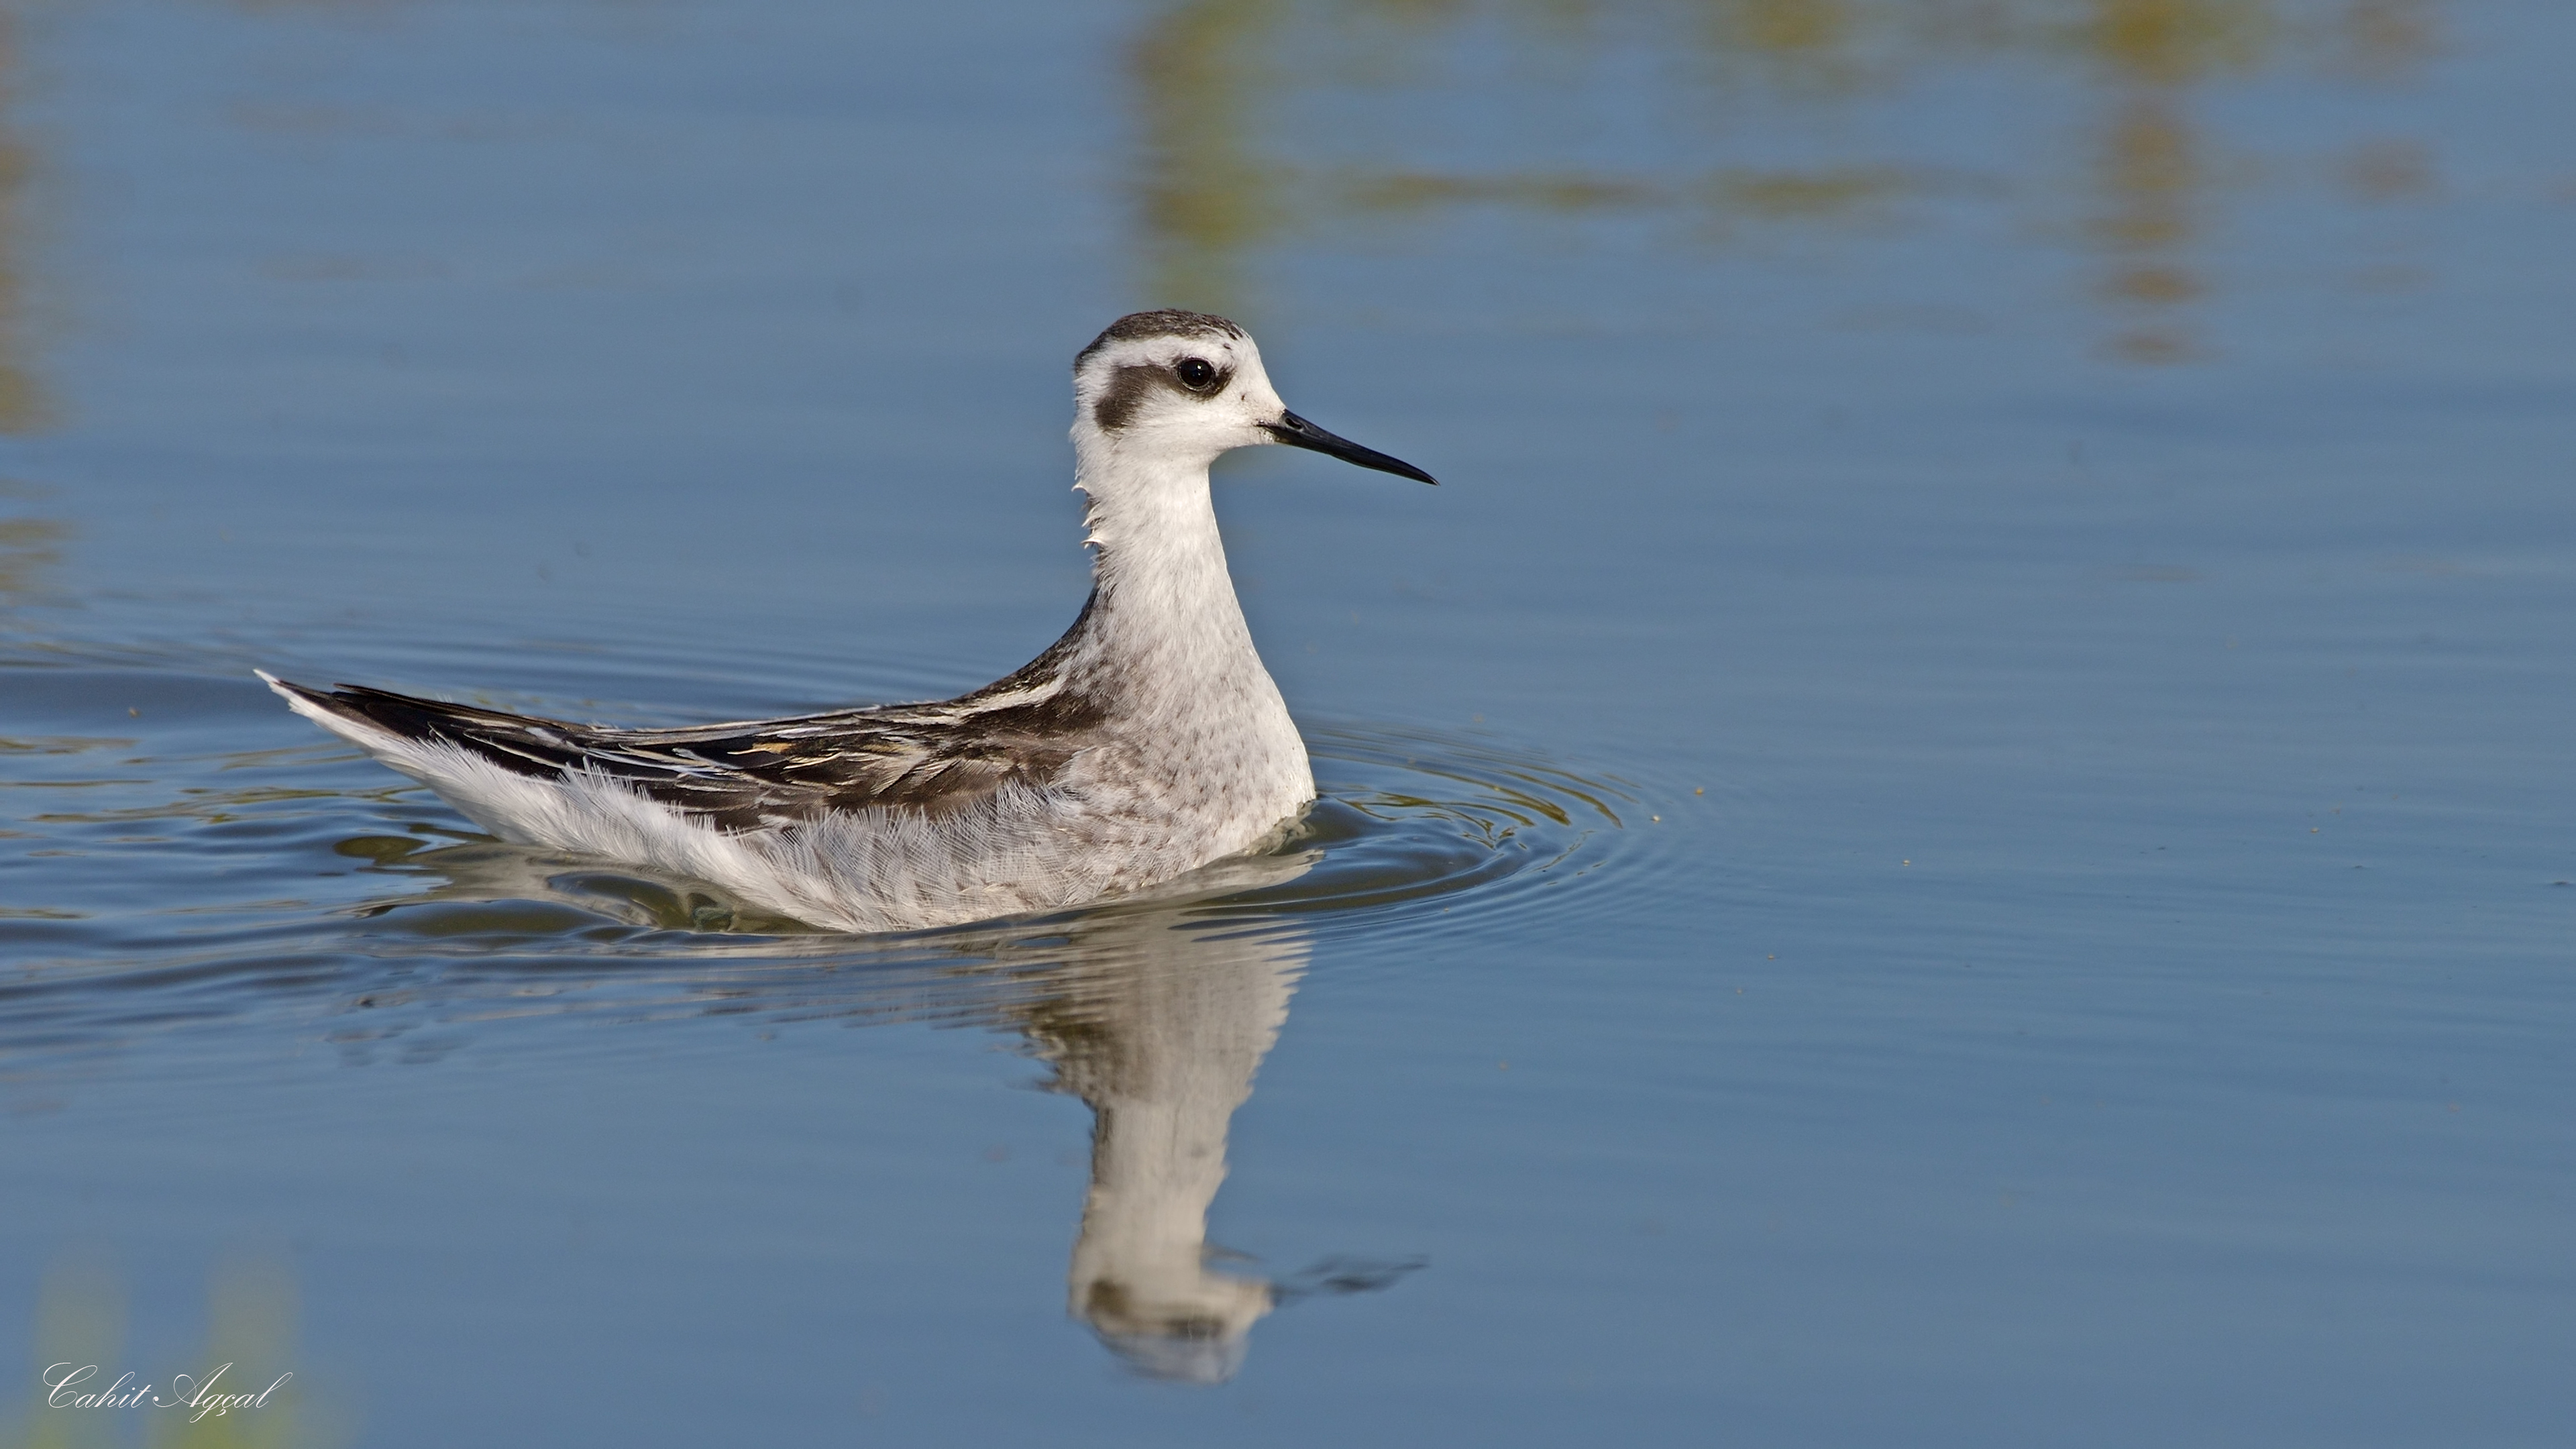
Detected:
[1092,359,1236,432]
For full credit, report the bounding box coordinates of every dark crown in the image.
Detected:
[1077,310,1245,366]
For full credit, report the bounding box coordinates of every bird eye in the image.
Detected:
[1175,358,1218,391]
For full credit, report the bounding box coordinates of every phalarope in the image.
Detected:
[264,311,1435,932]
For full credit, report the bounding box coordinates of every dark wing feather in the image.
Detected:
[273,664,1107,832]
[278,593,1110,830]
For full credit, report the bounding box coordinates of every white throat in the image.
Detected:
[1072,437,1258,665]
[1044,417,1311,846]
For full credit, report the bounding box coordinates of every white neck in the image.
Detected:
[1049,426,1312,839]
[1069,435,1265,688]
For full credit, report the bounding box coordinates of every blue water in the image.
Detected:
[4,1,2573,1444]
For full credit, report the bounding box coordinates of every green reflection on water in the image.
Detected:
[1124,0,2442,358]
[0,7,58,609]
[1,1256,322,1449]
[0,7,42,432]
[0,497,65,602]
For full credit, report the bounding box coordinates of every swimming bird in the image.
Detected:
[263,310,1435,932]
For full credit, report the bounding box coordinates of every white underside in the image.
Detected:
[272,678,1310,934]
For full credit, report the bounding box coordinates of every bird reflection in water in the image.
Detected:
[347,838,1422,1383]
[1011,884,1428,1379]
[1025,890,1305,1382]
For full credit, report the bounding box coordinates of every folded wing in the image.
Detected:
[266,676,1103,832]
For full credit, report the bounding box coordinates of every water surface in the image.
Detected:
[3,1,2573,1444]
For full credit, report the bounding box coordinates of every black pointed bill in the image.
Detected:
[1260,411,1438,485]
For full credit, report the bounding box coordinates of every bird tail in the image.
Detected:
[258,669,408,751]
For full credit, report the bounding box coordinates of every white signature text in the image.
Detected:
[45,1362,293,1423]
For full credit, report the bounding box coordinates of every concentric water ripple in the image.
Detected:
[2,660,1684,1067]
